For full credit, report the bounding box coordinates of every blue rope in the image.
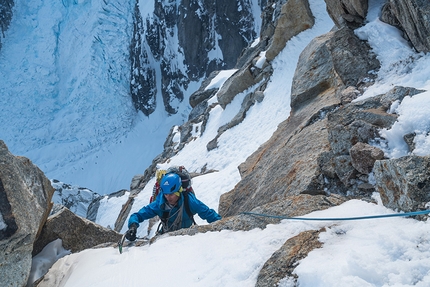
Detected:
[241,209,430,221]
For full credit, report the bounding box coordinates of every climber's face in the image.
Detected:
[164,193,180,205]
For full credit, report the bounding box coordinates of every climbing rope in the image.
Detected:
[241,209,430,221]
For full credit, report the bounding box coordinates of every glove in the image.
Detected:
[125,223,138,241]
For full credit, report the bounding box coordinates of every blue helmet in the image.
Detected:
[160,173,182,194]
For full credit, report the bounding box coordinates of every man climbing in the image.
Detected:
[125,172,221,241]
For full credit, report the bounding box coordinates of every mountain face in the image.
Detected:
[50,180,101,219]
[130,0,264,115]
[0,0,265,193]
[111,0,430,277]
[3,0,430,285]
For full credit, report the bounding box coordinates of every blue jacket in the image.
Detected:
[128,192,221,232]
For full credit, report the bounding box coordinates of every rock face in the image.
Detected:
[119,0,430,233]
[33,206,121,255]
[291,26,379,111]
[265,0,314,61]
[350,142,384,174]
[0,140,55,287]
[218,25,380,217]
[130,0,261,115]
[255,229,323,287]
[324,0,368,28]
[86,1,430,285]
[374,155,430,212]
[381,0,430,53]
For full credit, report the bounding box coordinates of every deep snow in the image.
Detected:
[2,0,430,286]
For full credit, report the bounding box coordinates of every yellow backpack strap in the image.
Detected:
[150,170,167,202]
[156,169,167,182]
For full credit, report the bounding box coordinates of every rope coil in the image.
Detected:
[241,209,430,221]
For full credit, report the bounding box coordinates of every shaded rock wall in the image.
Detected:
[381,0,430,53]
[0,140,54,287]
[130,0,261,115]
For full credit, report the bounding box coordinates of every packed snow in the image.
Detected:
[27,239,71,287]
[354,0,430,159]
[38,199,430,287]
[2,0,430,286]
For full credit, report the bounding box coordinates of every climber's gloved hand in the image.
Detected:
[125,223,138,241]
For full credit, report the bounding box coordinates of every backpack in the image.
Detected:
[150,166,197,232]
[150,165,194,203]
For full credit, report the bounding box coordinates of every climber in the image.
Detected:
[125,172,221,241]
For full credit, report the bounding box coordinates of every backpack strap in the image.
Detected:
[183,191,197,225]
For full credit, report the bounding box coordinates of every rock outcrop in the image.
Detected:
[255,229,323,287]
[218,24,380,217]
[380,0,430,53]
[0,141,122,286]
[0,140,55,287]
[290,26,379,111]
[33,206,121,255]
[265,0,314,61]
[374,155,430,212]
[324,0,368,28]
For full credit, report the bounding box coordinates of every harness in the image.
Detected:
[158,191,197,234]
